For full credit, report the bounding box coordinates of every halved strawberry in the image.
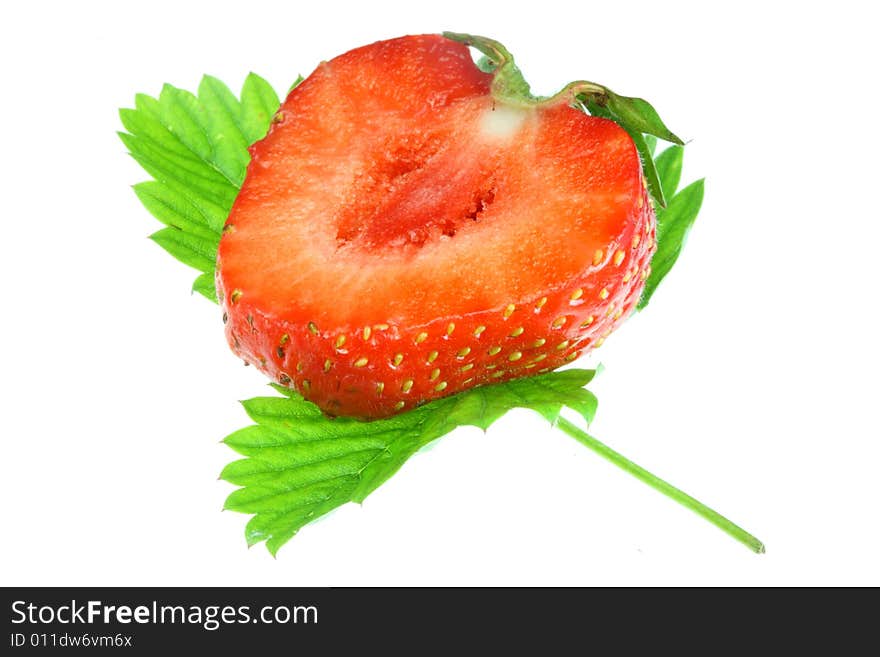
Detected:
[216,34,656,418]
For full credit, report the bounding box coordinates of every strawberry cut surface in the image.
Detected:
[217,34,656,418]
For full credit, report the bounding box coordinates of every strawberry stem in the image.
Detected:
[443,32,683,146]
[443,32,535,106]
[554,417,765,553]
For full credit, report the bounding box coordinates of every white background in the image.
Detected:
[2,0,877,586]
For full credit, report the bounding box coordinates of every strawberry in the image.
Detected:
[216,33,657,419]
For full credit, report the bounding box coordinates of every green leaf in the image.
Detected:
[121,74,284,296]
[149,227,219,273]
[221,368,598,555]
[132,181,218,240]
[118,130,237,209]
[634,144,704,309]
[192,272,217,302]
[573,81,682,208]
[655,145,684,199]
[157,85,213,165]
[240,73,281,145]
[639,178,705,309]
[630,130,667,209]
[197,76,251,185]
[604,90,683,145]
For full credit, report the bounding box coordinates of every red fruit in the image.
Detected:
[216,34,656,419]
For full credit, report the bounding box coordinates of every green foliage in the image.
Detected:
[119,73,280,302]
[638,143,704,309]
[221,369,598,554]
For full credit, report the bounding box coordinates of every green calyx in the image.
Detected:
[443,32,684,207]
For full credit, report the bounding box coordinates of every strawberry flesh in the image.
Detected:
[217,34,656,418]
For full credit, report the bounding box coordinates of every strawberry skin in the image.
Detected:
[216,34,656,418]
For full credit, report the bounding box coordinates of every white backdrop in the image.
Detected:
[2,0,877,586]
